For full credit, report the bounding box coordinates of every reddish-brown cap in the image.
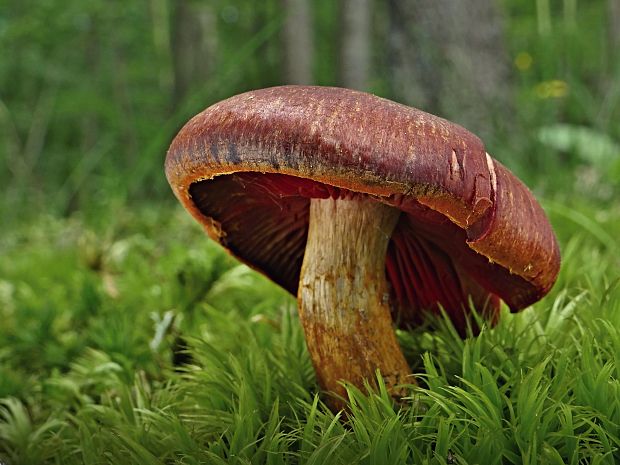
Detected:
[166,86,560,331]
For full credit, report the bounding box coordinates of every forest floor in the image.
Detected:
[1,193,619,464]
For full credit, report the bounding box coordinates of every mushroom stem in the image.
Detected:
[298,197,412,410]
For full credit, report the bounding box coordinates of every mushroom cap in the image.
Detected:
[166,85,560,331]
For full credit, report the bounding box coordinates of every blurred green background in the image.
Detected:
[1,0,618,224]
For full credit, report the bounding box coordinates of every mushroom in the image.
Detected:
[165,86,560,410]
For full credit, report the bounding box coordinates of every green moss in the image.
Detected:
[0,197,618,464]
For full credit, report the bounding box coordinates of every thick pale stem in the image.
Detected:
[298,197,412,410]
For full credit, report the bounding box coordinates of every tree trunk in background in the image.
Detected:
[340,0,371,90]
[171,0,217,108]
[386,0,512,138]
[81,16,100,153]
[150,0,174,94]
[610,0,620,60]
[282,0,314,85]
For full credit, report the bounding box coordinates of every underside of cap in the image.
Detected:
[166,85,561,329]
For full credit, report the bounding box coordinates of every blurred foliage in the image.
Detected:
[1,0,618,224]
[501,0,619,190]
